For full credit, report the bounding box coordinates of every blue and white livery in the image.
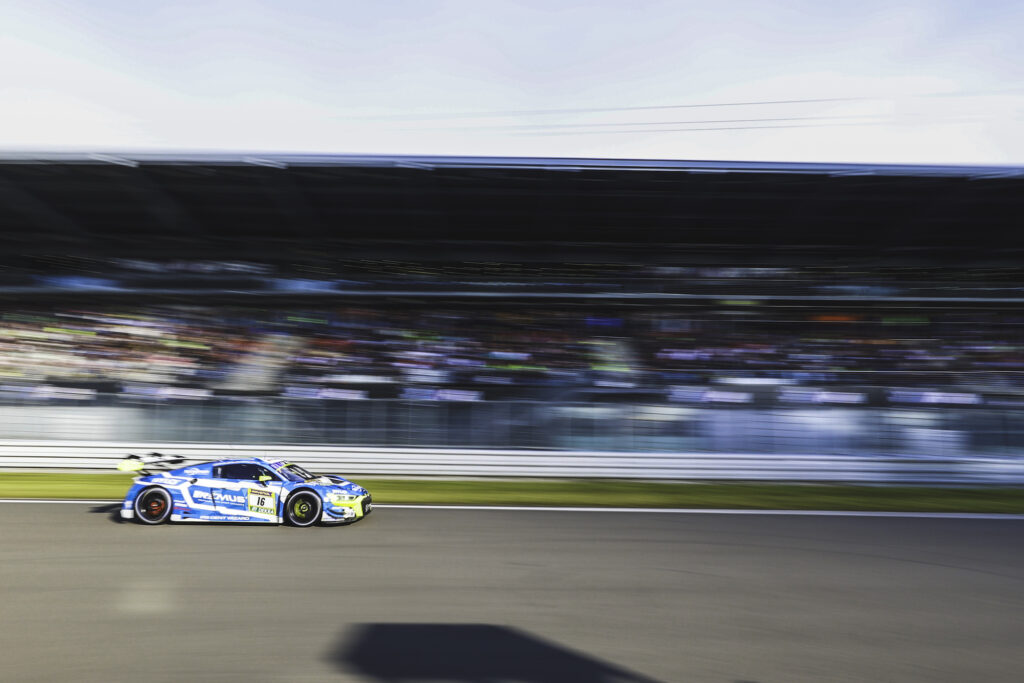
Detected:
[118,454,372,527]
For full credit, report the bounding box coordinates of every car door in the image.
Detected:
[245,464,284,520]
[211,463,280,522]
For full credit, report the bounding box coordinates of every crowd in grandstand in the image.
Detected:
[1,306,1023,398]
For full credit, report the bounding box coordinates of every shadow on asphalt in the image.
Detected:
[85,503,368,527]
[331,623,665,683]
[89,503,125,523]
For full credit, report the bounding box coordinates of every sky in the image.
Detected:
[0,0,1021,165]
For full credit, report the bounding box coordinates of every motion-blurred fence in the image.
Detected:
[2,441,1021,482]
[1,397,1023,481]
[0,396,1022,458]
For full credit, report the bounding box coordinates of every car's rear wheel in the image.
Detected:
[134,487,172,525]
[285,491,321,527]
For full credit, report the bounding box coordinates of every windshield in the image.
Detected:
[278,463,316,482]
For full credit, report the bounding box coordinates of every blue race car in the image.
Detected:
[117,453,372,526]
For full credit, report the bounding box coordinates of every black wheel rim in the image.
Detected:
[139,490,168,521]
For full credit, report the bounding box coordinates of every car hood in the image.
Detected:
[314,476,369,496]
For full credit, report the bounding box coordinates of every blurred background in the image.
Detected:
[1,1,1022,479]
[0,154,1022,473]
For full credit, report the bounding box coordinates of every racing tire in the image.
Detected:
[134,487,173,525]
[284,491,321,527]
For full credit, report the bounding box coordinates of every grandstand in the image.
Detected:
[1,152,1023,456]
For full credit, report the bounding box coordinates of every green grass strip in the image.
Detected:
[0,473,137,500]
[2,473,1024,513]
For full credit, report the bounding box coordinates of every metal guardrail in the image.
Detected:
[0,441,1021,483]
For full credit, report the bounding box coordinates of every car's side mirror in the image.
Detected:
[258,475,273,484]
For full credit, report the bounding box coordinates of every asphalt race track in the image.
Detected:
[1,504,1022,683]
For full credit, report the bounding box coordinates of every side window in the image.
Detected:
[216,463,260,480]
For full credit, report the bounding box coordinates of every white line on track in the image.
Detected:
[3,498,1024,519]
[379,504,1024,519]
[0,499,117,504]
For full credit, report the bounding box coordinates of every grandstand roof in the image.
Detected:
[0,152,1022,263]
[4,151,1023,177]
[4,151,1019,178]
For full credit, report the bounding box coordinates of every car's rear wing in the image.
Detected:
[117,452,185,475]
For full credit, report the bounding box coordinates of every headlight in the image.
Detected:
[329,493,358,505]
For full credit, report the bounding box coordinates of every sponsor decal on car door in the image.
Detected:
[210,479,250,519]
[214,481,280,521]
[247,488,277,516]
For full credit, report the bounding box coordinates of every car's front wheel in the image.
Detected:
[134,487,172,525]
[285,491,321,527]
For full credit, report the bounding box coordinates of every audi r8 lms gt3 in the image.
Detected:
[118,454,372,526]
